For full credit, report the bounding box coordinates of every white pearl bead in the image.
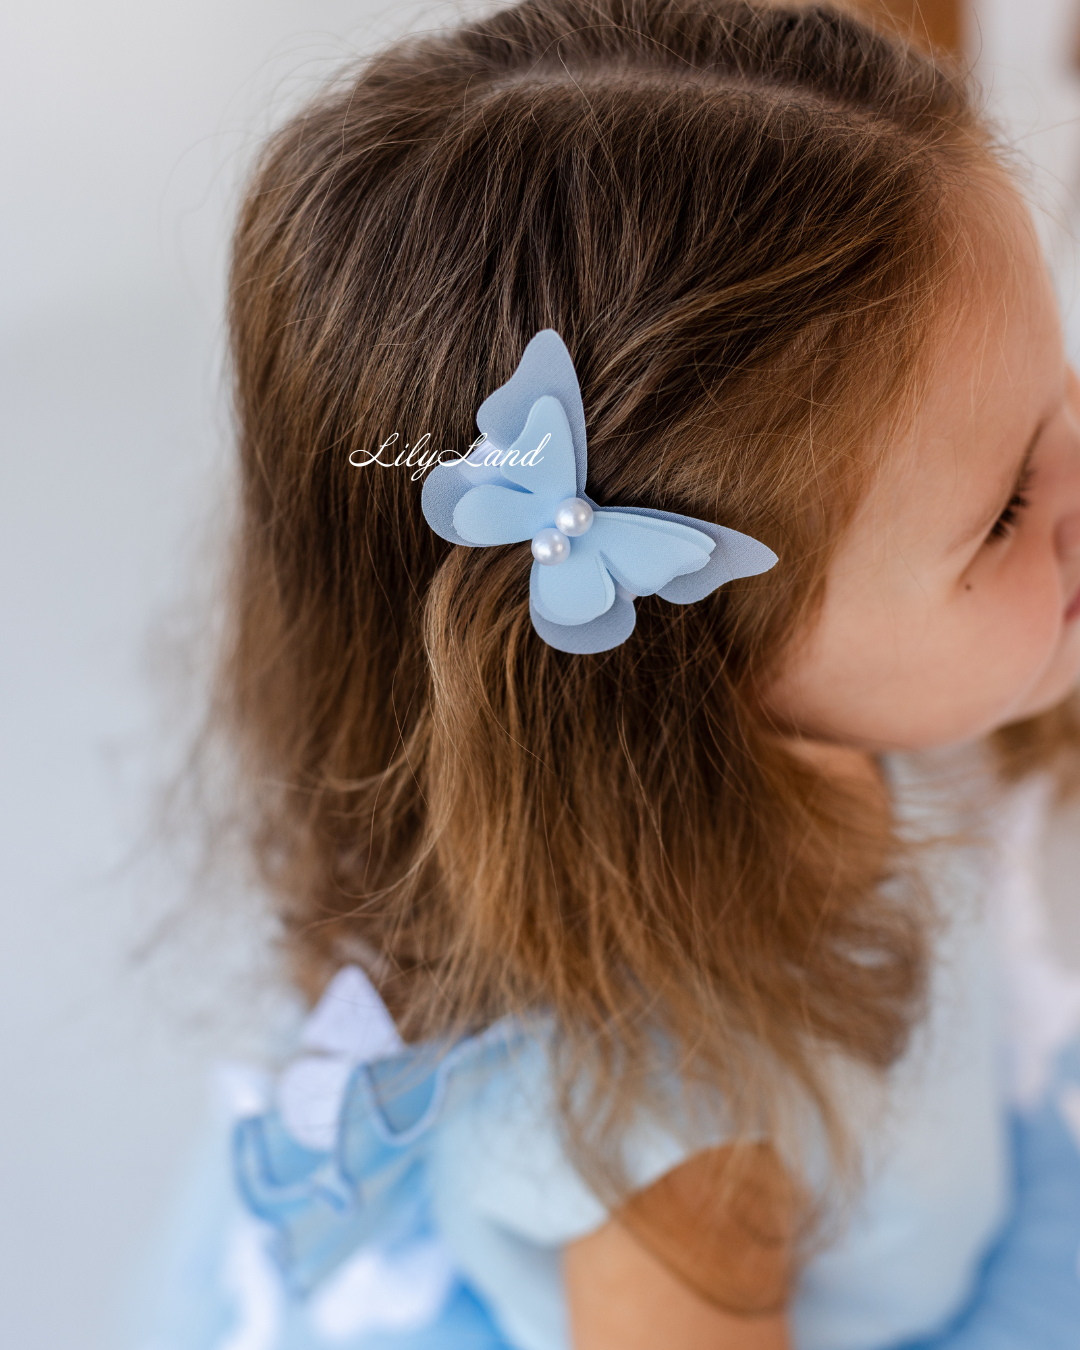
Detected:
[553,497,593,536]
[531,526,571,565]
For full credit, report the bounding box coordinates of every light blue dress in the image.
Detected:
[122,751,1080,1350]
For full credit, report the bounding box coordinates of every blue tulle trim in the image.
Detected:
[232,1024,521,1300]
[341,1283,513,1349]
[233,995,1080,1349]
[894,1042,1080,1350]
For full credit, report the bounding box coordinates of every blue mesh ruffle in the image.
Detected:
[232,1027,518,1302]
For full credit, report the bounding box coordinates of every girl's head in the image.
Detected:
[219,0,1080,1171]
[766,175,1080,750]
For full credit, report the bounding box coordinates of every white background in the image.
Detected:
[3,2,1080,1346]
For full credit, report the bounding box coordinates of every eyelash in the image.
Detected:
[987,467,1035,543]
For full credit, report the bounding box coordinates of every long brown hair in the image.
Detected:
[216,0,1077,1199]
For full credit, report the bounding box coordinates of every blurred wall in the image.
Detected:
[0,5,474,1347]
[976,0,1080,350]
[3,3,1080,1348]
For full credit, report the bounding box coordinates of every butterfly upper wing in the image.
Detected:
[589,511,715,596]
[659,523,778,602]
[494,396,577,499]
[533,509,716,630]
[605,508,778,602]
[452,396,577,545]
[423,328,586,547]
[475,330,588,493]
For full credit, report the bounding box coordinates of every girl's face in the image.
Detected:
[765,181,1080,753]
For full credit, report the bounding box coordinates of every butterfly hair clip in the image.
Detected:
[420,329,778,654]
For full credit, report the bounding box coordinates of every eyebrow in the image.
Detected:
[948,418,1043,554]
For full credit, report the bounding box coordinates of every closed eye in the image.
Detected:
[986,466,1034,543]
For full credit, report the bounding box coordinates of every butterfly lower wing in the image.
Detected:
[533,540,615,625]
[420,460,483,547]
[529,583,637,654]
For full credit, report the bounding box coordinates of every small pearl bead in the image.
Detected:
[531,526,571,565]
[553,497,593,537]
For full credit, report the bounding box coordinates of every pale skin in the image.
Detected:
[565,176,1080,1347]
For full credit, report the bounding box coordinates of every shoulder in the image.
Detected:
[613,1140,802,1315]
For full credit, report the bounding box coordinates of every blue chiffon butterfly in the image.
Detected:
[421,329,778,654]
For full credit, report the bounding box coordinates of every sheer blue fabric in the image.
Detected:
[119,1031,1080,1350]
[898,1041,1080,1350]
[121,755,1080,1349]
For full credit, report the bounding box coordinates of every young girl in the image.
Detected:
[136,1,1080,1346]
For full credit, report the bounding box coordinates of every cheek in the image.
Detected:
[983,534,1080,716]
[765,544,1068,750]
[904,535,1067,741]
[962,547,1063,703]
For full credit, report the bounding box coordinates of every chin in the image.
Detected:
[996,652,1080,728]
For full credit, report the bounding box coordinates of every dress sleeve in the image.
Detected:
[423,1026,733,1350]
[430,1026,720,1245]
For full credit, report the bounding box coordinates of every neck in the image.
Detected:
[780,738,890,826]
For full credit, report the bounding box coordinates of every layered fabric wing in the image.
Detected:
[451,397,578,546]
[421,330,586,546]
